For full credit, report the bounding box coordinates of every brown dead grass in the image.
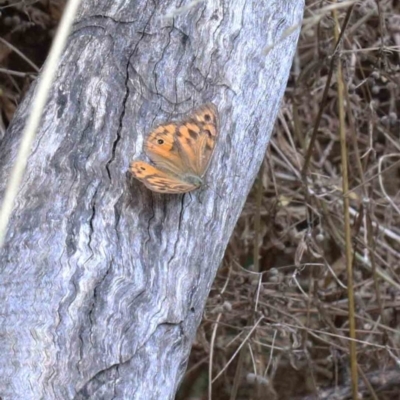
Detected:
[1,1,400,399]
[181,1,400,399]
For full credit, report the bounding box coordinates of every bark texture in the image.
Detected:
[0,1,304,398]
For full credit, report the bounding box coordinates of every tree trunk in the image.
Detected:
[0,1,304,398]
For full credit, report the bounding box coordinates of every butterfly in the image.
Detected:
[130,103,219,194]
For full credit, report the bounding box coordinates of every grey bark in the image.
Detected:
[0,1,304,399]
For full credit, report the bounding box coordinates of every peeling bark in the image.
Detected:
[0,1,304,399]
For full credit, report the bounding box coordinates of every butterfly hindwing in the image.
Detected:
[130,161,198,193]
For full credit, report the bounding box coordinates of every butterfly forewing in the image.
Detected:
[175,103,219,175]
[145,125,187,176]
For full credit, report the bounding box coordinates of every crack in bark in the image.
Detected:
[74,361,121,399]
[105,4,157,181]
[153,25,174,100]
[87,187,98,252]
[167,195,187,268]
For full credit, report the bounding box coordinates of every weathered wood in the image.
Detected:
[0,1,304,398]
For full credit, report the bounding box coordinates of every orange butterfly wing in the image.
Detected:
[130,161,199,194]
[145,103,219,177]
[130,103,219,193]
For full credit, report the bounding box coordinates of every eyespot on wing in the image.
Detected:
[192,103,219,134]
[146,124,177,153]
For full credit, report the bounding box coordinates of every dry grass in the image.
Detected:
[181,1,400,399]
[1,1,400,399]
